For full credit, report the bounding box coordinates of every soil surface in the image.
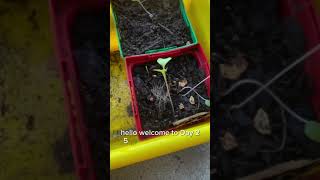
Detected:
[111,0,193,56]
[53,131,74,174]
[212,0,320,179]
[71,11,108,179]
[133,54,209,131]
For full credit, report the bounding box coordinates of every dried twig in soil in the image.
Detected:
[173,112,209,127]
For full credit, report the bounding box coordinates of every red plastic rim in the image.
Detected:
[125,44,210,140]
[49,0,105,180]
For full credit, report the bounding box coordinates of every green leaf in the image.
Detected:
[304,121,320,143]
[157,57,172,69]
[205,99,210,107]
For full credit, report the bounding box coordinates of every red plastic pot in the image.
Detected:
[125,44,210,140]
[49,0,105,180]
[281,0,320,120]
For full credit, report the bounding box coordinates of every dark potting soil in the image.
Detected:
[71,11,108,179]
[212,0,320,179]
[133,54,210,131]
[53,131,74,174]
[111,0,193,56]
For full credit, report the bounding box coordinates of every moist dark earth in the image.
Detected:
[71,11,108,179]
[53,131,74,174]
[111,0,193,56]
[133,54,210,131]
[212,0,320,179]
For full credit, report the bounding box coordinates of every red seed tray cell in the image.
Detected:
[49,0,105,180]
[125,44,210,140]
[281,0,320,120]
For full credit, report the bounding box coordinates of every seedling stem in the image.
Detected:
[182,75,210,96]
[132,0,153,18]
[231,43,320,110]
[153,57,175,114]
[179,86,210,107]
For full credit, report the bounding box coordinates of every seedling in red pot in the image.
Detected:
[153,57,175,114]
[130,48,210,137]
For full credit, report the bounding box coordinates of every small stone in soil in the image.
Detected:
[254,108,272,135]
[179,103,184,110]
[148,95,154,102]
[178,79,188,87]
[220,131,238,151]
[189,96,195,105]
[220,54,248,80]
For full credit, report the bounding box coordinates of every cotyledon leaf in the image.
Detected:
[304,120,320,143]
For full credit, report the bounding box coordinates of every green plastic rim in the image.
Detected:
[111,0,198,59]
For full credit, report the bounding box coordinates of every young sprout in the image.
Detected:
[182,75,210,96]
[219,43,320,142]
[180,75,210,107]
[179,86,210,107]
[222,79,320,142]
[132,0,153,18]
[205,99,210,107]
[153,57,175,114]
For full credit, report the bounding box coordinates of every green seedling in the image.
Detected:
[132,0,153,18]
[222,43,320,143]
[153,57,175,114]
[305,121,320,143]
[131,0,175,36]
[182,75,210,96]
[180,75,210,107]
[179,86,210,107]
[222,78,320,143]
[205,99,210,107]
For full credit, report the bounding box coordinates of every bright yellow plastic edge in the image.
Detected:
[110,0,210,170]
[315,0,320,14]
[110,122,210,170]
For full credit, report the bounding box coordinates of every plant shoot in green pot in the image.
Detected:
[132,0,153,18]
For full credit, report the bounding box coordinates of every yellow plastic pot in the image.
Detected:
[110,0,210,170]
